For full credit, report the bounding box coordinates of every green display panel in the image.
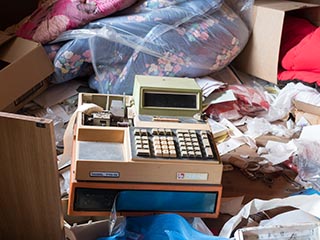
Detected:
[133,75,202,117]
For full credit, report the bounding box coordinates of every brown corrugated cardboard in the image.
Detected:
[0,31,54,111]
[232,0,320,84]
[294,99,320,116]
[294,109,320,125]
[293,99,320,125]
[3,78,50,112]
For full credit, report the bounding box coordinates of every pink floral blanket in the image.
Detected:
[16,0,137,43]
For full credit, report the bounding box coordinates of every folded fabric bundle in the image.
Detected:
[41,0,253,95]
[16,0,138,44]
[278,15,320,90]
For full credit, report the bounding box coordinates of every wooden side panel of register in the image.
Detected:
[0,112,64,239]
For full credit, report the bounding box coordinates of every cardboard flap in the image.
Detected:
[233,0,320,84]
[294,99,320,116]
[0,31,14,46]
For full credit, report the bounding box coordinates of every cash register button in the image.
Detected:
[180,146,187,152]
[177,129,188,134]
[161,145,169,150]
[191,137,198,142]
[187,146,194,151]
[168,145,176,150]
[137,149,150,156]
[165,129,173,135]
[169,150,177,157]
[183,133,190,138]
[160,140,167,146]
[152,128,158,135]
[167,136,174,141]
[162,149,170,157]
[205,147,213,158]
[158,128,165,135]
[135,139,142,145]
[141,129,148,136]
[194,146,201,151]
[134,129,141,136]
[193,142,200,148]
[188,151,195,157]
[195,151,202,157]
[177,133,184,138]
[154,144,162,150]
[181,151,188,158]
[202,139,210,147]
[167,140,175,146]
[201,134,208,139]
[142,144,149,149]
[190,133,197,138]
[154,149,162,156]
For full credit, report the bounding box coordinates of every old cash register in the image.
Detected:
[68,75,223,218]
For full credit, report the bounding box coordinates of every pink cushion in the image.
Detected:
[16,0,137,44]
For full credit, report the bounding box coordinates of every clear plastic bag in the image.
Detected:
[204,84,270,121]
[293,139,320,191]
[50,0,254,94]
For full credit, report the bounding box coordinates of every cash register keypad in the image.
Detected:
[131,127,216,161]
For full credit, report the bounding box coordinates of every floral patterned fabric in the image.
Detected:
[16,0,137,44]
[45,0,253,94]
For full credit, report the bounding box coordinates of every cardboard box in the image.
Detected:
[3,78,50,112]
[294,109,320,125]
[0,31,53,112]
[294,99,320,116]
[232,0,320,84]
[293,99,320,125]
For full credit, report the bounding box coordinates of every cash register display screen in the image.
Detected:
[143,91,197,109]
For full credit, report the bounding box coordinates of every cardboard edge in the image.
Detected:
[0,31,15,45]
[293,99,320,116]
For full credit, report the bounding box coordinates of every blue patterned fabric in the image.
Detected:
[45,0,253,94]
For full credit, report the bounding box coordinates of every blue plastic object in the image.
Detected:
[97,213,229,240]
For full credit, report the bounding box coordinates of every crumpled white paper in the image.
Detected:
[219,194,320,238]
[258,140,297,165]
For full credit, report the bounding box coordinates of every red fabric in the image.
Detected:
[278,16,320,89]
[278,70,320,85]
[281,28,320,72]
[279,16,317,62]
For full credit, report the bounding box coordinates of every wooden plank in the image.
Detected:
[0,112,64,239]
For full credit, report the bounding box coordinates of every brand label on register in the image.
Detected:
[176,172,208,180]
